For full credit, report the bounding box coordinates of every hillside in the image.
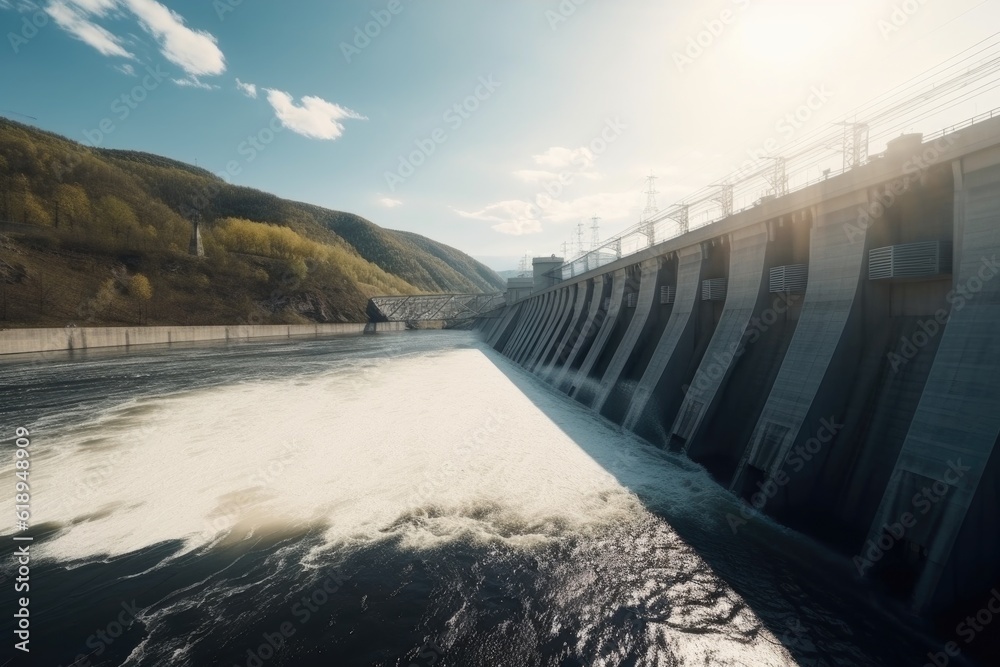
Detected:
[0,118,502,327]
[319,212,502,294]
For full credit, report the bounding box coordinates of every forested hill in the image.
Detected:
[0,118,503,327]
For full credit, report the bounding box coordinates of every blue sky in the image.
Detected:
[3,0,1000,271]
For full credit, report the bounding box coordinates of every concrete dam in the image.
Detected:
[476,116,1000,633]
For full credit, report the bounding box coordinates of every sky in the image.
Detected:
[2,0,1000,271]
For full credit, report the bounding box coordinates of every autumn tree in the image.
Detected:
[22,191,52,226]
[54,183,90,230]
[129,273,153,324]
[0,155,9,220]
[77,278,117,323]
[95,195,138,247]
[6,160,50,226]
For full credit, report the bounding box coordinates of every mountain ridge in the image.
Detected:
[0,117,504,327]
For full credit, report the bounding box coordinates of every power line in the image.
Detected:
[0,110,37,121]
[563,34,1000,273]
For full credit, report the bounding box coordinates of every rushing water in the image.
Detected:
[0,331,952,666]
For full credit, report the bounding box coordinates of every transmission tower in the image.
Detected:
[712,182,734,218]
[576,220,586,256]
[764,157,788,198]
[591,216,601,250]
[561,241,570,258]
[641,172,659,246]
[837,121,869,171]
[518,254,530,276]
[666,204,690,235]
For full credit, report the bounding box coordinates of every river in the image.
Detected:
[0,331,948,666]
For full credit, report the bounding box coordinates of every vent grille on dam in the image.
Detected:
[769,264,809,293]
[869,241,953,280]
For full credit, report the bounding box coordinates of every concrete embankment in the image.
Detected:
[476,118,1000,635]
[0,322,407,356]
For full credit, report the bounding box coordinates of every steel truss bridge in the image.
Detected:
[368,293,506,322]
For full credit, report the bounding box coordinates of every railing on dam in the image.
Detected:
[367,293,505,322]
[547,104,1000,284]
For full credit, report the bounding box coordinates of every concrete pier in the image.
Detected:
[730,190,872,501]
[551,277,605,387]
[530,283,578,373]
[865,147,1000,615]
[622,245,704,437]
[564,268,626,396]
[592,258,660,413]
[475,117,1000,626]
[675,223,769,453]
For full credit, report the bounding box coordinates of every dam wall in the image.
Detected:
[0,321,407,356]
[477,117,1000,626]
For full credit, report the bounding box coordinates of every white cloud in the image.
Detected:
[264,89,366,141]
[511,146,601,185]
[378,197,403,208]
[492,219,543,236]
[532,146,594,171]
[454,200,544,236]
[113,62,136,76]
[460,142,632,237]
[235,78,257,99]
[454,200,535,224]
[1,0,41,11]
[69,0,118,13]
[454,190,640,237]
[534,191,637,224]
[45,1,134,59]
[40,0,226,83]
[123,0,226,77]
[173,77,216,90]
[512,169,560,184]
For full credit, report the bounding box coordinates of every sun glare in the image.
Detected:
[734,7,840,69]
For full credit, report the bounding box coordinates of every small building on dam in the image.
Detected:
[480,116,1000,631]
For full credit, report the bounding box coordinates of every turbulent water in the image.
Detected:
[0,331,945,666]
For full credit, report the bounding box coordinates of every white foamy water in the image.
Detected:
[3,337,834,665]
[24,346,726,559]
